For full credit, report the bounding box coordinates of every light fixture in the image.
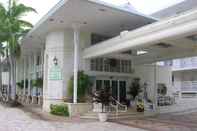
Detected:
[137,50,148,55]
[53,57,58,65]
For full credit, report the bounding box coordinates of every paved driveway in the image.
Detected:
[113,111,197,131]
[0,105,145,131]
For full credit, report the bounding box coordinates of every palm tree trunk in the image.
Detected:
[7,62,11,101]
[9,55,16,101]
[0,58,2,98]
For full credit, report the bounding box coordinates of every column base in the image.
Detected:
[38,96,43,106]
[32,96,38,104]
[25,96,31,104]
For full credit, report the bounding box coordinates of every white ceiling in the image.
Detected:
[21,0,155,50]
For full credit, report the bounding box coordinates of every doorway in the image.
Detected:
[95,79,127,103]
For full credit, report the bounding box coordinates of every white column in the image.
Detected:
[28,55,32,96]
[73,25,80,104]
[118,80,120,102]
[153,63,157,111]
[23,57,26,96]
[33,53,37,96]
[41,47,44,78]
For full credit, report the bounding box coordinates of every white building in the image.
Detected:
[9,0,197,117]
[153,1,197,98]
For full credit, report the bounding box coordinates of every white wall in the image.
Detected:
[133,65,172,101]
[43,29,91,112]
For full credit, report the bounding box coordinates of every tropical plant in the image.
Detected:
[92,89,111,113]
[67,71,92,102]
[128,78,141,100]
[0,0,36,102]
[16,79,29,89]
[32,78,43,88]
[16,81,23,89]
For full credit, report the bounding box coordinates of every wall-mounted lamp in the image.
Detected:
[53,56,58,66]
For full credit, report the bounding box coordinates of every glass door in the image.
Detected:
[95,79,127,103]
[119,81,126,102]
[96,80,102,91]
[112,80,118,100]
[103,80,110,92]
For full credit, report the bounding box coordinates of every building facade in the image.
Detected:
[12,0,176,115]
[152,0,197,98]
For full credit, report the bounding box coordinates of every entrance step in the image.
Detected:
[80,110,144,120]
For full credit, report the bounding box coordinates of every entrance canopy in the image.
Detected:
[21,0,155,51]
[83,9,197,65]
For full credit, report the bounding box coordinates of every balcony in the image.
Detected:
[181,81,197,92]
[172,57,197,71]
[90,58,132,74]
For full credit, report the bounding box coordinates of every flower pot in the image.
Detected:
[98,112,108,122]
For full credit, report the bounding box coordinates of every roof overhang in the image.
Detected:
[21,0,155,50]
[83,9,197,65]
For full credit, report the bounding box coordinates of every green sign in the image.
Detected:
[49,65,62,80]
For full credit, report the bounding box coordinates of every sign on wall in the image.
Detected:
[49,65,62,80]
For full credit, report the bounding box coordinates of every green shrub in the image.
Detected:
[50,104,69,117]
[32,78,43,88]
[67,71,92,102]
[17,79,28,89]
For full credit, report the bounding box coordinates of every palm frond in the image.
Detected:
[0,3,7,19]
[0,43,5,56]
[11,2,37,18]
[18,20,33,28]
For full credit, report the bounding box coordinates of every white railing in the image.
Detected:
[90,58,132,73]
[181,81,197,92]
[172,57,197,70]
[110,97,127,113]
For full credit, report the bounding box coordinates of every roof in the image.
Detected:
[21,0,156,50]
[83,8,197,65]
[152,0,197,19]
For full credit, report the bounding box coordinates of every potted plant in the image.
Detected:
[92,89,111,122]
[128,78,141,99]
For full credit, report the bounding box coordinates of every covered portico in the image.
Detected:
[20,0,155,113]
[83,8,197,111]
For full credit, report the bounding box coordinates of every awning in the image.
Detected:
[83,9,197,65]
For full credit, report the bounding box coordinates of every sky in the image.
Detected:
[0,0,185,25]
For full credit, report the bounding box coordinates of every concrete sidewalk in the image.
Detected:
[0,105,146,131]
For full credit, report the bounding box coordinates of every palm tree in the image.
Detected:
[0,43,5,99]
[0,0,36,103]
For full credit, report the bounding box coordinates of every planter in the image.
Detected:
[98,112,108,122]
